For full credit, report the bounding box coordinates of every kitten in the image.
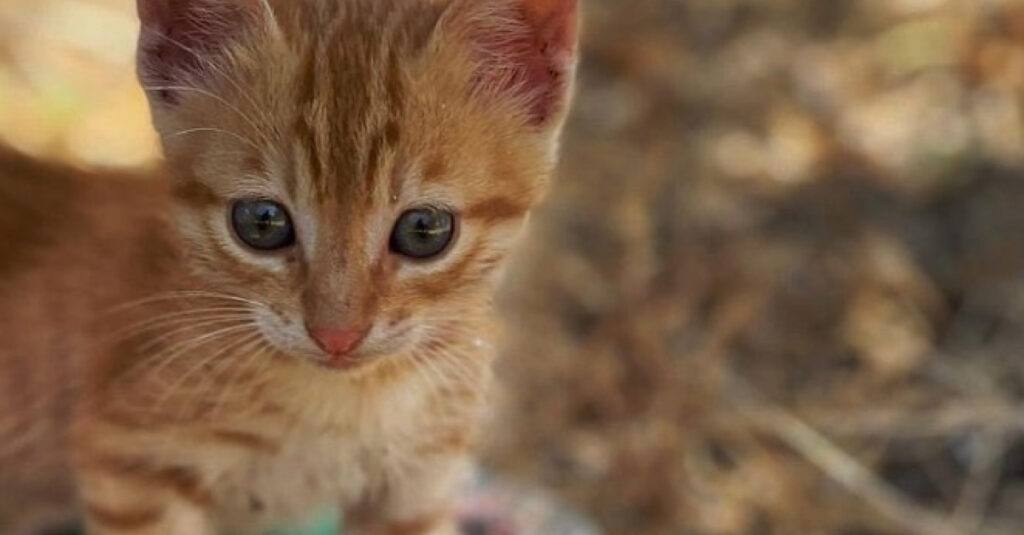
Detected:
[0,0,579,533]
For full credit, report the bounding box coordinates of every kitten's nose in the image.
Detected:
[307,324,369,358]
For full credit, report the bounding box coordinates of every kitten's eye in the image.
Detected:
[231,199,296,251]
[390,207,456,260]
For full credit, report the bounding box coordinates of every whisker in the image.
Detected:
[426,351,484,389]
[415,351,460,393]
[142,85,264,135]
[229,342,276,404]
[110,317,257,387]
[141,323,261,398]
[146,30,274,143]
[210,338,272,418]
[182,334,268,421]
[410,328,491,387]
[105,290,270,314]
[103,308,253,342]
[134,316,253,355]
[150,335,265,455]
[151,329,264,419]
[168,127,262,152]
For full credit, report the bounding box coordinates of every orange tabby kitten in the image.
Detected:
[0,0,578,533]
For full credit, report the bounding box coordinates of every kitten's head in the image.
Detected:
[136,0,579,369]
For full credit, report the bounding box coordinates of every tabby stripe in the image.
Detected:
[209,428,280,453]
[413,431,473,457]
[97,411,148,431]
[363,121,398,191]
[84,455,212,506]
[85,503,163,530]
[153,465,213,506]
[384,40,407,114]
[421,155,448,184]
[83,454,148,475]
[293,45,323,198]
[463,196,529,223]
[172,180,220,208]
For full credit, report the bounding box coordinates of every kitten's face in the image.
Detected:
[137,0,577,369]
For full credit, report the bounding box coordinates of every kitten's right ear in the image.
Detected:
[439,0,580,129]
[136,0,261,104]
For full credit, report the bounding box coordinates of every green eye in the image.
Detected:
[390,207,456,260]
[230,199,296,251]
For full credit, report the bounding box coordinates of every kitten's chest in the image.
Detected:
[212,430,367,533]
[209,381,435,533]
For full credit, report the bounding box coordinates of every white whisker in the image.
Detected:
[105,290,271,314]
[143,85,264,135]
[144,324,261,406]
[104,308,252,343]
[146,30,275,143]
[169,127,262,152]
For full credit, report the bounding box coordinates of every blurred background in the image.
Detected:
[3,0,1024,533]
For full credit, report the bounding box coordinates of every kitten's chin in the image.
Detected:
[271,345,379,374]
[298,348,403,375]
[307,353,361,371]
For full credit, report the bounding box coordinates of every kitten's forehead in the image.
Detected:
[275,0,445,202]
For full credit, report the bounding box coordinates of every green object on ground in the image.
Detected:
[65,510,342,535]
[262,510,343,535]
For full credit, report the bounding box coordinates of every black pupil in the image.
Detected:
[232,200,294,251]
[391,209,454,259]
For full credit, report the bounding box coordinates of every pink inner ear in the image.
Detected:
[469,0,579,126]
[522,0,579,54]
[137,0,249,102]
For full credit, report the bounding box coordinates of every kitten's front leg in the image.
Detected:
[76,465,216,535]
[347,455,471,535]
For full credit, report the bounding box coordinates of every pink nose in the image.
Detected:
[307,325,369,357]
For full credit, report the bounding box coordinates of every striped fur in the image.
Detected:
[0,0,578,534]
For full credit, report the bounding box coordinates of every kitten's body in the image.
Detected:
[0,151,488,535]
[0,0,577,533]
[0,149,172,533]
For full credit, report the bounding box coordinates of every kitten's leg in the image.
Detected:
[348,455,471,535]
[76,467,215,535]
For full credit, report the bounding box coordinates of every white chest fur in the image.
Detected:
[206,358,482,534]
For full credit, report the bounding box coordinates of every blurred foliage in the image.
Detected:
[3,1,1024,534]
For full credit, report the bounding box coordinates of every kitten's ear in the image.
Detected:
[136,0,266,104]
[443,0,580,128]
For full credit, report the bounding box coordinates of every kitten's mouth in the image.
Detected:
[318,350,368,370]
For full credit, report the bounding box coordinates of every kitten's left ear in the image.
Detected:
[136,0,271,105]
[442,0,580,128]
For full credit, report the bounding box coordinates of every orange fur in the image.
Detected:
[0,0,578,534]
